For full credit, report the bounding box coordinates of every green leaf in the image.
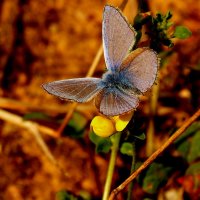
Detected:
[65,112,87,138]
[193,62,200,71]
[156,13,162,22]
[89,130,99,144]
[139,162,172,194]
[134,132,146,140]
[56,191,78,200]
[166,11,172,20]
[89,131,112,153]
[166,21,173,28]
[176,139,190,159]
[188,131,200,162]
[175,121,200,143]
[23,112,51,121]
[96,139,112,153]
[79,191,91,200]
[186,161,200,175]
[120,142,134,156]
[175,121,200,162]
[174,26,192,39]
[133,14,151,30]
[68,112,87,133]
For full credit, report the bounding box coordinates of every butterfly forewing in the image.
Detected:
[103,5,136,71]
[95,88,139,116]
[42,78,102,103]
[120,48,158,93]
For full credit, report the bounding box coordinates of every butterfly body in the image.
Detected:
[42,5,159,116]
[101,70,132,91]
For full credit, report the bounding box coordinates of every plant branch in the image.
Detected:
[119,0,128,10]
[109,108,200,200]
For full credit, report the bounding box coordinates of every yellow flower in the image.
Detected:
[112,111,134,131]
[91,116,115,137]
[91,111,134,137]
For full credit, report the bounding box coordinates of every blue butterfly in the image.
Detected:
[43,5,158,116]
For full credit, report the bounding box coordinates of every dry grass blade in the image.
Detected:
[0,109,68,176]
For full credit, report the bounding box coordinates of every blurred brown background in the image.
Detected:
[0,0,199,199]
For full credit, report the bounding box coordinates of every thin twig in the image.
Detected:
[119,0,128,10]
[86,45,103,78]
[56,101,78,136]
[109,108,200,200]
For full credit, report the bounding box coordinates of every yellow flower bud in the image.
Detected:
[91,116,116,137]
[113,111,134,131]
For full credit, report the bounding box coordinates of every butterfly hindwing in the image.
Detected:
[103,5,136,71]
[120,48,158,93]
[42,78,102,103]
[95,88,139,116]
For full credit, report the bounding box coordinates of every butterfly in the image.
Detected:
[42,5,158,116]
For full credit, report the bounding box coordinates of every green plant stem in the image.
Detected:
[102,132,121,200]
[127,142,136,200]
